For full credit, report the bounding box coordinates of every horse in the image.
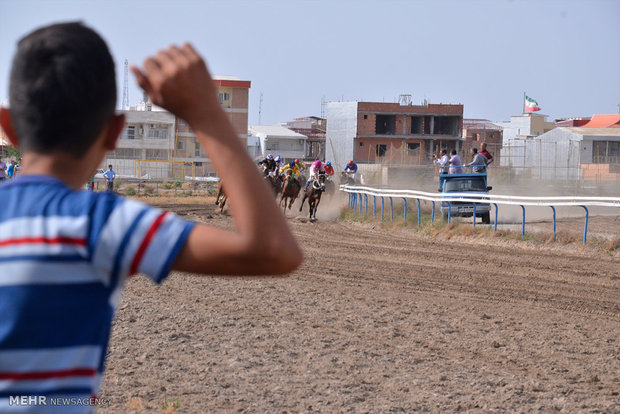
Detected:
[214,181,227,213]
[265,173,283,197]
[280,172,301,212]
[299,173,326,220]
[340,171,355,186]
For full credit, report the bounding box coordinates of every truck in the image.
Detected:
[438,167,493,224]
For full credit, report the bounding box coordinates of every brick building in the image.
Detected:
[173,76,251,176]
[462,119,503,162]
[326,101,463,168]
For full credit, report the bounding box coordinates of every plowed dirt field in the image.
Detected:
[100,199,620,413]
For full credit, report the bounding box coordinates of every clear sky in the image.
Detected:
[1,0,618,125]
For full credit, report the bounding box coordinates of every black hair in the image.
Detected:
[440,149,447,155]
[9,22,116,158]
[450,149,457,155]
[472,147,478,153]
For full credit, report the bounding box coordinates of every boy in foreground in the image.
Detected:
[0,22,302,411]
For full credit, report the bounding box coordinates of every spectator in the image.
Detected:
[7,160,16,179]
[433,149,449,173]
[0,157,6,182]
[480,142,493,165]
[448,150,463,174]
[102,164,115,191]
[466,147,487,173]
[0,22,301,409]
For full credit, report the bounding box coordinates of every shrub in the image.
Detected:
[124,187,136,196]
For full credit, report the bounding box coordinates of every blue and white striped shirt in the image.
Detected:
[0,176,194,413]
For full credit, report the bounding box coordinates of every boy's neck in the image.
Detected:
[19,152,94,190]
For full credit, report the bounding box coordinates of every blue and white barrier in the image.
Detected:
[341,185,620,245]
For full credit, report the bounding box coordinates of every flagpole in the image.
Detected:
[523,91,526,114]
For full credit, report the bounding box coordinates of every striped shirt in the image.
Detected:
[0,176,194,413]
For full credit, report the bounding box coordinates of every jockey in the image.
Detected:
[258,154,276,175]
[344,160,358,182]
[305,159,325,191]
[273,155,283,176]
[280,160,301,182]
[324,161,335,176]
[294,158,305,174]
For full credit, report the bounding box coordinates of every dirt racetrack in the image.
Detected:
[100,199,620,413]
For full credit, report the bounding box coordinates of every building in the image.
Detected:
[326,101,464,168]
[462,119,502,161]
[282,116,326,161]
[554,118,590,127]
[248,125,307,162]
[502,127,620,181]
[581,114,620,128]
[173,75,251,176]
[103,75,251,178]
[106,109,176,178]
[495,113,555,145]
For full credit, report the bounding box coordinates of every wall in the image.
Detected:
[326,102,358,171]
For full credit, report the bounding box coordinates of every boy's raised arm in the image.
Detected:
[131,44,303,275]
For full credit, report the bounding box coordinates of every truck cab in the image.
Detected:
[438,167,492,224]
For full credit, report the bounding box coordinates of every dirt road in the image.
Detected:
[100,201,620,413]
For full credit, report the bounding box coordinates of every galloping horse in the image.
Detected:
[266,173,283,197]
[214,181,227,213]
[280,171,301,212]
[299,173,326,220]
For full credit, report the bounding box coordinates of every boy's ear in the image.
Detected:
[103,114,125,150]
[0,108,19,147]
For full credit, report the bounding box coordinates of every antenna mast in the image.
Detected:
[258,92,263,124]
[321,95,326,118]
[122,59,129,110]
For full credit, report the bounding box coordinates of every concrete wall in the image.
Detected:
[326,102,358,171]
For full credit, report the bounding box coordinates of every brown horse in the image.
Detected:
[299,173,326,220]
[280,172,301,212]
[214,181,227,213]
[265,173,283,197]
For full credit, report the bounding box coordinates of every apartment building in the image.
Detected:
[326,100,464,167]
[105,75,251,178]
[172,75,251,176]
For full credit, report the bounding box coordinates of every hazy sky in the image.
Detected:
[1,0,618,125]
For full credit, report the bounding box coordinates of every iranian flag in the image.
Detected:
[524,95,541,112]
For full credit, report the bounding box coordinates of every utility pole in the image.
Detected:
[122,59,129,110]
[258,92,263,125]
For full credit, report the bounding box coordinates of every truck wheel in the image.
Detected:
[481,212,490,224]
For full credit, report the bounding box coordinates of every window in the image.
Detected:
[108,148,141,159]
[145,149,168,160]
[176,140,185,150]
[194,162,203,166]
[593,141,620,164]
[376,115,396,135]
[148,128,168,139]
[363,115,368,119]
[125,126,135,140]
[218,92,230,104]
[376,144,387,157]
[407,142,420,156]
[359,142,364,147]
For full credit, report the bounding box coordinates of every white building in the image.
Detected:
[248,125,307,162]
[104,109,176,178]
[502,127,620,180]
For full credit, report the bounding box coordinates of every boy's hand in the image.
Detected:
[131,44,221,128]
